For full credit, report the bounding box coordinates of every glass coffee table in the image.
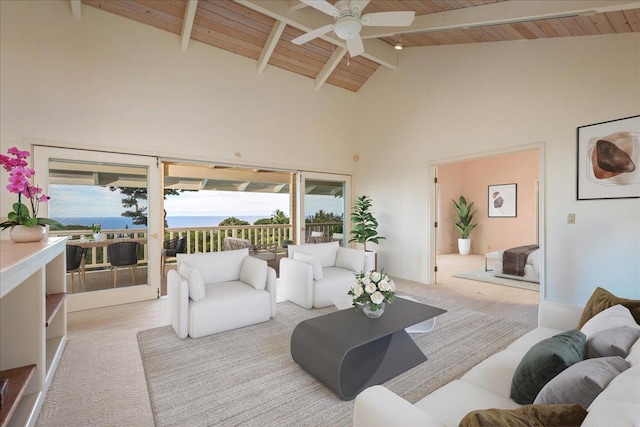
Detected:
[290,298,446,400]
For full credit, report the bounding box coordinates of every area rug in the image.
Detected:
[453,268,540,292]
[137,297,533,427]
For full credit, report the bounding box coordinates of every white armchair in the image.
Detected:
[167,248,276,339]
[279,241,365,309]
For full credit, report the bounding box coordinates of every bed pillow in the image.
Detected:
[587,326,640,358]
[577,287,640,328]
[533,356,630,409]
[580,304,640,338]
[459,404,587,427]
[510,329,586,404]
[293,251,323,280]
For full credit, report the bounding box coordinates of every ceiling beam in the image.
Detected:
[289,0,309,11]
[234,0,399,69]
[70,0,82,20]
[180,0,198,51]
[165,164,291,184]
[258,20,287,74]
[315,47,346,91]
[361,0,640,39]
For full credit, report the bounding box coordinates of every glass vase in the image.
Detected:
[363,302,385,318]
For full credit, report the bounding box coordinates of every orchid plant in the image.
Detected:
[0,147,63,230]
[349,269,396,312]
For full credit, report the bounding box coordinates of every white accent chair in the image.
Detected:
[167,248,276,339]
[279,241,365,309]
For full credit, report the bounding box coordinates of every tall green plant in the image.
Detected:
[452,196,477,239]
[349,195,385,251]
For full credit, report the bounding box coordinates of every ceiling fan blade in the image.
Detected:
[349,0,370,14]
[346,35,364,57]
[291,24,334,45]
[361,11,415,27]
[300,0,340,17]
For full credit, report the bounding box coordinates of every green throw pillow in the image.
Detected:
[459,404,588,427]
[510,329,586,404]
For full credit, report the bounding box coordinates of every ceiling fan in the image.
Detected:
[292,0,415,57]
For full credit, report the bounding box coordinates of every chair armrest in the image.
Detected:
[167,269,189,339]
[279,257,314,309]
[266,266,277,318]
[353,386,446,427]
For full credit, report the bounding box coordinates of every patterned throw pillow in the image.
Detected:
[460,404,588,427]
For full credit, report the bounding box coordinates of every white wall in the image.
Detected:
[0,0,358,176]
[356,34,640,305]
[2,1,639,306]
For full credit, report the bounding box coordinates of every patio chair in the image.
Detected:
[223,237,281,271]
[162,236,187,278]
[107,241,140,287]
[66,245,86,292]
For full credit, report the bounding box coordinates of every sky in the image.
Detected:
[48,185,343,218]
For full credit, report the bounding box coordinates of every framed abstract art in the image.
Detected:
[577,115,639,200]
[488,183,517,218]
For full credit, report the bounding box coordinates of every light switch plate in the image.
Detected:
[567,213,576,224]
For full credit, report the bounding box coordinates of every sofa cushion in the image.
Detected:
[459,404,588,427]
[293,251,323,280]
[510,329,586,404]
[534,356,630,409]
[177,249,248,284]
[287,241,339,268]
[582,364,640,426]
[587,326,640,358]
[312,267,358,308]
[178,261,206,301]
[415,379,520,427]
[240,255,268,290]
[334,247,365,272]
[577,287,640,328]
[580,304,640,338]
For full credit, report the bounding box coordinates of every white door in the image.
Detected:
[34,146,161,311]
[297,172,351,245]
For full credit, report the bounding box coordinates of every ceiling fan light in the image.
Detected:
[333,17,362,40]
[394,41,403,50]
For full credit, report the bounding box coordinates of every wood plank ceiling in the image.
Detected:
[78,0,640,92]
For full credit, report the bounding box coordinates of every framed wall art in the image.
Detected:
[488,183,517,218]
[577,115,639,200]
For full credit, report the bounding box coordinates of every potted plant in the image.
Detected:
[92,223,105,241]
[349,195,385,270]
[0,147,64,242]
[452,196,477,256]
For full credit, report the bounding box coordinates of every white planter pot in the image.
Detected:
[93,232,105,241]
[458,238,471,256]
[363,250,377,272]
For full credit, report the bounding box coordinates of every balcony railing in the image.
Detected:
[51,222,342,273]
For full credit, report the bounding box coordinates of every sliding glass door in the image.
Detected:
[297,172,351,245]
[34,146,161,311]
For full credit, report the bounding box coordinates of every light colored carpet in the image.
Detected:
[453,268,540,292]
[138,296,534,427]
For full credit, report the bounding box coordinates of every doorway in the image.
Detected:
[429,145,545,296]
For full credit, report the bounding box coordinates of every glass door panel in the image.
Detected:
[34,147,161,311]
[299,172,350,245]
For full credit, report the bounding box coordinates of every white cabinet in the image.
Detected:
[0,237,67,427]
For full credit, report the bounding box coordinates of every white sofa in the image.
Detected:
[167,248,276,339]
[353,300,640,427]
[279,241,365,309]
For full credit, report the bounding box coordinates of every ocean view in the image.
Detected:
[54,215,268,229]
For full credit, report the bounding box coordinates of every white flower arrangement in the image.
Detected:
[349,270,396,311]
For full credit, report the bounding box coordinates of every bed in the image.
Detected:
[486,245,540,283]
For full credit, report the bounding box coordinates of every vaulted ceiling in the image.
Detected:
[74,0,640,92]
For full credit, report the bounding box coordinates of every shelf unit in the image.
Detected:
[0,237,67,427]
